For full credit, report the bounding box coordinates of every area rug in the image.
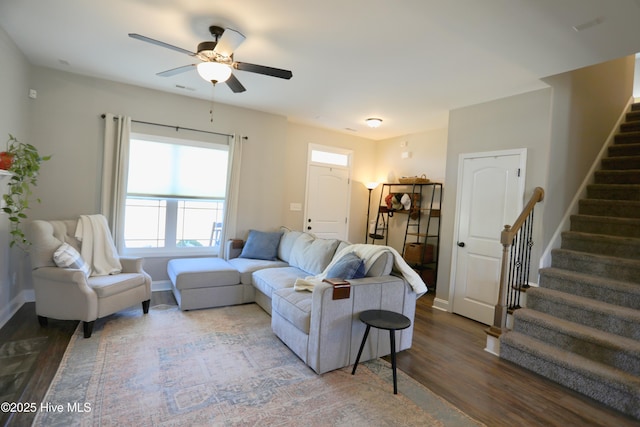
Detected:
[34,304,484,426]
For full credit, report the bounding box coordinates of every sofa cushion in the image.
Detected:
[326,252,365,279]
[239,230,283,261]
[168,258,239,290]
[53,243,91,277]
[289,234,339,275]
[277,229,303,262]
[227,257,288,284]
[253,267,307,299]
[272,287,312,334]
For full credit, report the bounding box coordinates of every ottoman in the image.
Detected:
[167,257,254,310]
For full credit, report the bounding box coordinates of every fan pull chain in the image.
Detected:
[210,82,216,123]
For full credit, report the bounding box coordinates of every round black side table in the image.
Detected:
[351,309,411,394]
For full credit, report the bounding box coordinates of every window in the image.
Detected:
[123,135,229,254]
[310,148,349,167]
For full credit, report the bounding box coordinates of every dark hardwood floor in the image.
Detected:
[1,292,637,427]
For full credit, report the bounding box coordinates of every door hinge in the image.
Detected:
[517,168,521,177]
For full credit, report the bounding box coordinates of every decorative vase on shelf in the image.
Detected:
[0,151,14,170]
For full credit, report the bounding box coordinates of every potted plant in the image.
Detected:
[1,134,51,248]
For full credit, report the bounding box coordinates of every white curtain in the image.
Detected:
[101,113,131,252]
[219,134,243,257]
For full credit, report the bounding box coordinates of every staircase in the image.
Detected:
[500,104,640,419]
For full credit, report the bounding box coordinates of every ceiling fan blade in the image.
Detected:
[128,33,196,56]
[213,28,246,58]
[157,64,196,77]
[225,73,246,93]
[233,62,293,80]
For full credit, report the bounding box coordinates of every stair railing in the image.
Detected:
[487,187,544,338]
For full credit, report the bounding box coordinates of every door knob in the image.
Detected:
[307,226,312,230]
[457,242,465,247]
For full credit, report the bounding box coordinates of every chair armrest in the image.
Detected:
[119,257,144,273]
[32,266,90,285]
[224,239,244,260]
[31,266,98,321]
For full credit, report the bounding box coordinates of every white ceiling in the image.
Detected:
[2,0,640,140]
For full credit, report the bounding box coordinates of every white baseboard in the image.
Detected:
[432,297,450,312]
[485,335,500,356]
[152,280,173,292]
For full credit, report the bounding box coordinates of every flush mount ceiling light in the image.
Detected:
[196,62,232,84]
[365,118,383,128]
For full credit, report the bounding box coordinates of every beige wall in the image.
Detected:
[541,56,635,246]
[435,56,633,312]
[436,88,553,311]
[0,25,31,323]
[371,128,449,252]
[12,67,379,286]
[285,123,376,244]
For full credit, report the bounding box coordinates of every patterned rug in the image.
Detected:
[34,304,483,426]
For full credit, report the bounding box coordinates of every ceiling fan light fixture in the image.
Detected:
[197,62,232,84]
[366,118,383,128]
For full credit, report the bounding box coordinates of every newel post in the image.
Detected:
[486,224,512,339]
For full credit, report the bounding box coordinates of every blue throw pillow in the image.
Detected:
[239,230,283,261]
[326,252,365,279]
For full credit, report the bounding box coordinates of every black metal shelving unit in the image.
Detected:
[369,182,443,288]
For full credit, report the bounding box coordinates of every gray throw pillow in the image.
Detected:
[53,243,91,277]
[326,252,365,279]
[239,230,283,261]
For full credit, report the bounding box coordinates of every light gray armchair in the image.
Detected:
[29,219,151,337]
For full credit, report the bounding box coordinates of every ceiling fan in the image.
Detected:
[129,25,293,93]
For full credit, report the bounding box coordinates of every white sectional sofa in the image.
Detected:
[167,228,425,374]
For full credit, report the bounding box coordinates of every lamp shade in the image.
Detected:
[365,181,379,190]
[197,62,232,83]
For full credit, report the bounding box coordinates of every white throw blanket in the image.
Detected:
[75,214,122,276]
[294,244,428,297]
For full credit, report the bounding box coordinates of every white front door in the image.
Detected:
[305,164,350,239]
[451,150,525,325]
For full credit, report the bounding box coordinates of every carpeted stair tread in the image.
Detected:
[551,248,640,283]
[601,156,640,170]
[500,331,640,419]
[561,231,640,260]
[511,308,640,375]
[539,267,640,310]
[501,105,640,419]
[586,183,640,200]
[615,131,640,144]
[570,214,640,237]
[624,110,640,121]
[620,121,640,132]
[526,287,640,340]
[609,143,640,157]
[594,169,640,184]
[579,199,640,218]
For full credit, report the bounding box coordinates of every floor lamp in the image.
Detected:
[364,182,379,243]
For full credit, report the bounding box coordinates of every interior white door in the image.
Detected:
[306,165,350,239]
[452,152,524,325]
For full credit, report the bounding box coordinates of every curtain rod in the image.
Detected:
[100,114,237,138]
